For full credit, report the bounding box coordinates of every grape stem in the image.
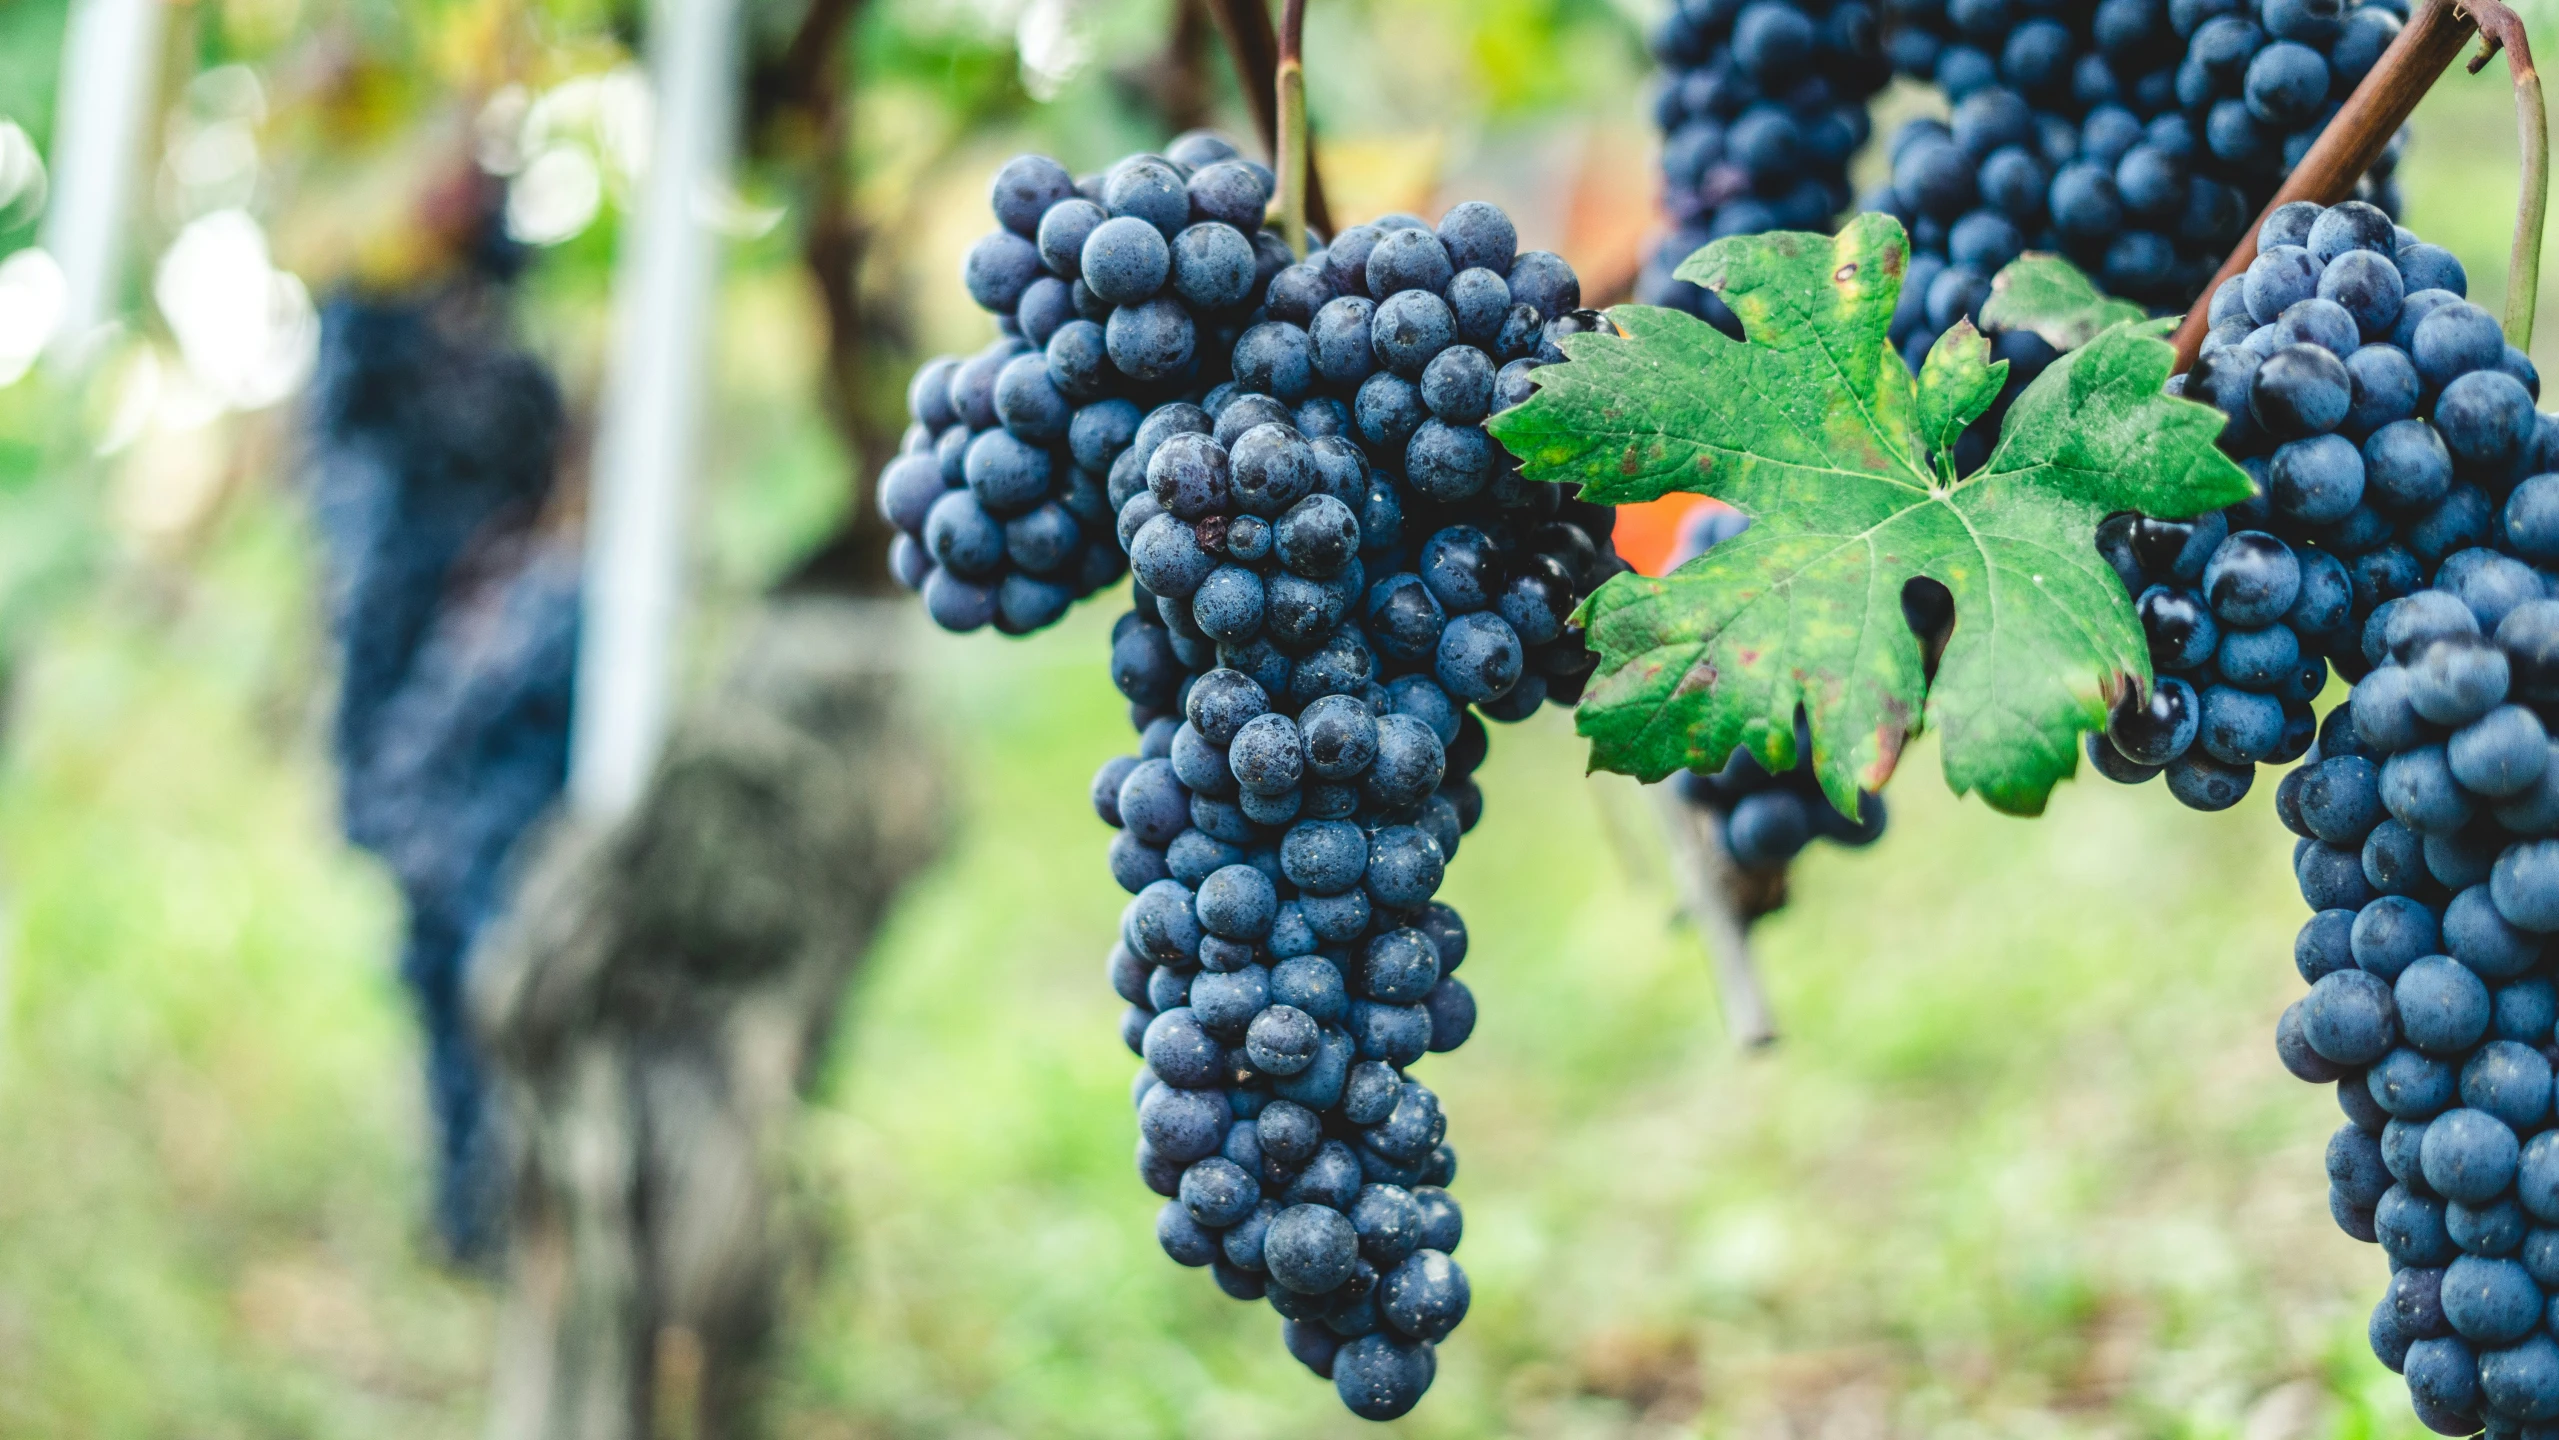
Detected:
[2170,0,2523,371]
[1276,0,1309,257]
[1649,784,1780,1050]
[2467,2,2547,349]
[1201,0,1332,236]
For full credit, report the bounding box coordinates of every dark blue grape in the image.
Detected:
[2435,370,2537,468]
[2413,301,2507,391]
[2252,344,2353,440]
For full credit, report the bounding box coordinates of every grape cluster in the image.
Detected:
[306,284,578,1262]
[2273,598,2559,1435]
[2066,204,2559,1433]
[1086,200,1624,1418]
[1868,0,2410,399]
[882,132,1293,633]
[1675,739,1890,864]
[1664,504,1891,871]
[2088,200,2548,813]
[1638,0,1893,329]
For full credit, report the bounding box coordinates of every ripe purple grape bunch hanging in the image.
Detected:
[1874,0,2408,358]
[1640,0,1893,327]
[1877,0,2408,467]
[880,116,1628,1414]
[2079,179,2559,1431]
[2087,198,2534,806]
[872,0,2552,1418]
[1091,187,1626,1415]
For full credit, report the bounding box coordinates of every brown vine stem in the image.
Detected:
[2172,0,2482,372]
[1203,0,1332,235]
[1276,0,1309,256]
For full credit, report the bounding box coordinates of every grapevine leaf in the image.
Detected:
[1491,219,2254,817]
[1488,215,1935,511]
[1913,321,2004,476]
[1978,253,2146,351]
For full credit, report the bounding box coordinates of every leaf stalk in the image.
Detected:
[1201,0,1330,238]
[1277,0,1309,258]
[2463,2,2548,348]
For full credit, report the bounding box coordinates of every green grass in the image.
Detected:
[2,82,2554,1437]
[0,538,2428,1439]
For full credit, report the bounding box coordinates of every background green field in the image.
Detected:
[3,13,2559,1438]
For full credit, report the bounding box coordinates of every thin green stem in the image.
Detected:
[1276,0,1308,257]
[2503,41,2547,348]
[2443,2,2544,347]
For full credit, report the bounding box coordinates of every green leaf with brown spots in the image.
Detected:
[1978,253,2147,352]
[1487,219,2253,817]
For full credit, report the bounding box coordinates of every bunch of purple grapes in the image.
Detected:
[1088,190,1626,1414]
[2272,577,2559,1435]
[880,132,1294,633]
[1639,0,1894,332]
[1870,0,2409,420]
[2082,202,2559,1434]
[884,137,1629,1416]
[2088,199,2543,811]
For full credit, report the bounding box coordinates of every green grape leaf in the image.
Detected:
[1488,221,2253,817]
[1979,253,2147,351]
[1913,320,2005,476]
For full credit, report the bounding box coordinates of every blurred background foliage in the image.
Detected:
[1,0,2558,1434]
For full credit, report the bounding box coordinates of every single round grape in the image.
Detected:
[2139,586,2218,670]
[1332,1332,1435,1421]
[1435,611,1525,703]
[2242,40,2328,126]
[1137,1082,1228,1163]
[1245,1005,1321,1076]
[2252,344,2353,440]
[2397,955,2490,1057]
[1185,159,1269,231]
[2371,1045,2460,1122]
[1506,250,1580,319]
[2478,1333,2559,1422]
[1283,1139,1365,1211]
[1129,512,1215,599]
[1364,826,1446,909]
[1366,227,1455,299]
[1264,1202,1360,1295]
[1371,289,1458,379]
[1365,573,1449,666]
[2408,636,2510,727]
[964,229,1045,314]
[2201,531,2301,627]
[2413,300,2507,390]
[2319,249,2406,342]
[1420,975,1476,1053]
[2436,1252,2541,1346]
[2462,1041,2553,1130]
[1229,423,1318,517]
[1229,712,1305,796]
[2401,244,2469,299]
[2448,705,2550,798]
[2273,297,2359,359]
[1230,321,1314,402]
[1107,296,1198,382]
[2436,370,2537,467]
[2423,1107,2522,1205]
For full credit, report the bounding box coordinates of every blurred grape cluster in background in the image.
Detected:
[3,0,2559,1433]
